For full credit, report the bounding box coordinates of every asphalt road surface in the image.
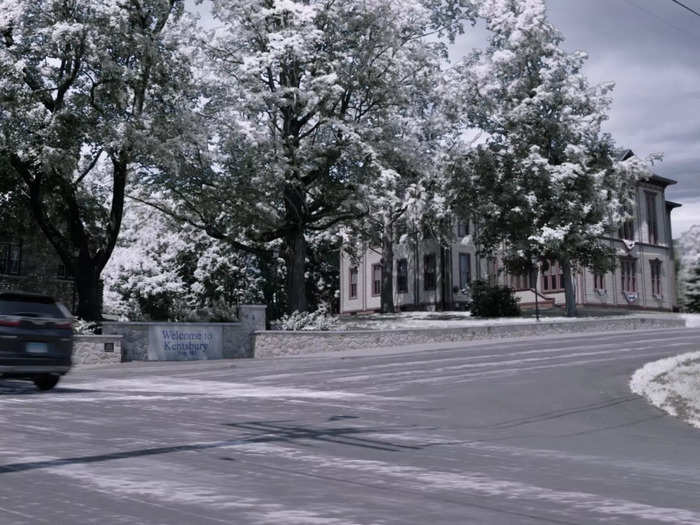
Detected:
[2,327,700,525]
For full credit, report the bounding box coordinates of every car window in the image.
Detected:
[56,303,72,318]
[0,299,65,318]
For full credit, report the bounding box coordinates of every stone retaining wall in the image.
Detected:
[103,305,266,361]
[73,335,123,365]
[253,316,686,358]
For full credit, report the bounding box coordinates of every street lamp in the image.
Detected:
[530,262,540,322]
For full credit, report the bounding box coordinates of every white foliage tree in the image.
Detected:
[146,0,476,313]
[449,0,651,316]
[676,224,700,311]
[0,0,198,320]
[104,202,265,321]
[344,48,461,313]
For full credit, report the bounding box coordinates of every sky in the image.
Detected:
[192,0,700,238]
[449,0,700,237]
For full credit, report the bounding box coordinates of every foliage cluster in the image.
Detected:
[72,318,98,335]
[469,280,521,318]
[271,305,339,331]
[676,225,700,312]
[103,203,265,322]
[683,265,700,313]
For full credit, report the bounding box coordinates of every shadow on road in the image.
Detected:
[0,418,422,475]
[0,380,97,396]
[224,419,423,452]
[458,395,640,431]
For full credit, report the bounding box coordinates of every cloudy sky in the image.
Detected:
[450,0,700,237]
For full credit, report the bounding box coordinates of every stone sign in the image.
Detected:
[148,325,223,361]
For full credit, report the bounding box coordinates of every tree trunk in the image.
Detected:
[12,152,129,324]
[284,227,308,313]
[440,245,452,311]
[561,259,577,317]
[380,219,395,314]
[74,262,102,322]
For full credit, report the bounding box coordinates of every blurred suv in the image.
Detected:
[0,292,73,391]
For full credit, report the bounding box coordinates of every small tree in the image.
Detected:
[450,0,650,317]
[684,263,700,313]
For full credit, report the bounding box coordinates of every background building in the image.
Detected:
[340,172,681,314]
[0,225,76,312]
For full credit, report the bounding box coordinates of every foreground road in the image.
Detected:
[2,328,700,524]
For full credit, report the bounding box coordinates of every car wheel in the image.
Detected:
[33,374,60,391]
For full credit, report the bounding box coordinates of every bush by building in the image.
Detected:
[469,280,521,318]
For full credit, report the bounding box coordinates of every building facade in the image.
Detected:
[340,171,681,314]
[0,233,76,312]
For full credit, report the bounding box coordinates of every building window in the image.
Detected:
[619,219,634,241]
[457,221,470,238]
[650,260,662,296]
[646,192,658,244]
[594,272,605,290]
[0,243,21,275]
[397,258,408,293]
[510,272,529,290]
[458,253,471,289]
[371,264,382,296]
[56,262,73,280]
[424,253,436,291]
[349,267,358,299]
[541,260,563,292]
[620,258,637,292]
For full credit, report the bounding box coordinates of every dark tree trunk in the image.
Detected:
[562,259,577,317]
[282,179,310,313]
[380,219,395,314]
[440,245,452,311]
[10,152,128,324]
[74,261,102,322]
[284,227,308,313]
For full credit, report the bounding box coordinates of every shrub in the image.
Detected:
[469,280,521,318]
[73,318,99,335]
[272,305,339,331]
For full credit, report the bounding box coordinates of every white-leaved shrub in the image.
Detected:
[272,305,339,331]
[72,318,98,335]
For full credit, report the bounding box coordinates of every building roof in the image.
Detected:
[666,200,683,209]
[646,174,677,188]
[616,149,677,188]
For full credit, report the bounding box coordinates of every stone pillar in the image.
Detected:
[239,305,266,357]
[239,305,266,331]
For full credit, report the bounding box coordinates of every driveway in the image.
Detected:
[1,327,700,524]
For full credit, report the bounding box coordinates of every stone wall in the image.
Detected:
[253,316,686,358]
[73,335,123,365]
[102,305,266,361]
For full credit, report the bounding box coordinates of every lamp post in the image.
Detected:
[531,262,540,322]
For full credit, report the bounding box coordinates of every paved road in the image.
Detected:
[2,327,700,524]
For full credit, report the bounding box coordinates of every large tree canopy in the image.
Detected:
[0,0,197,320]
[144,0,476,313]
